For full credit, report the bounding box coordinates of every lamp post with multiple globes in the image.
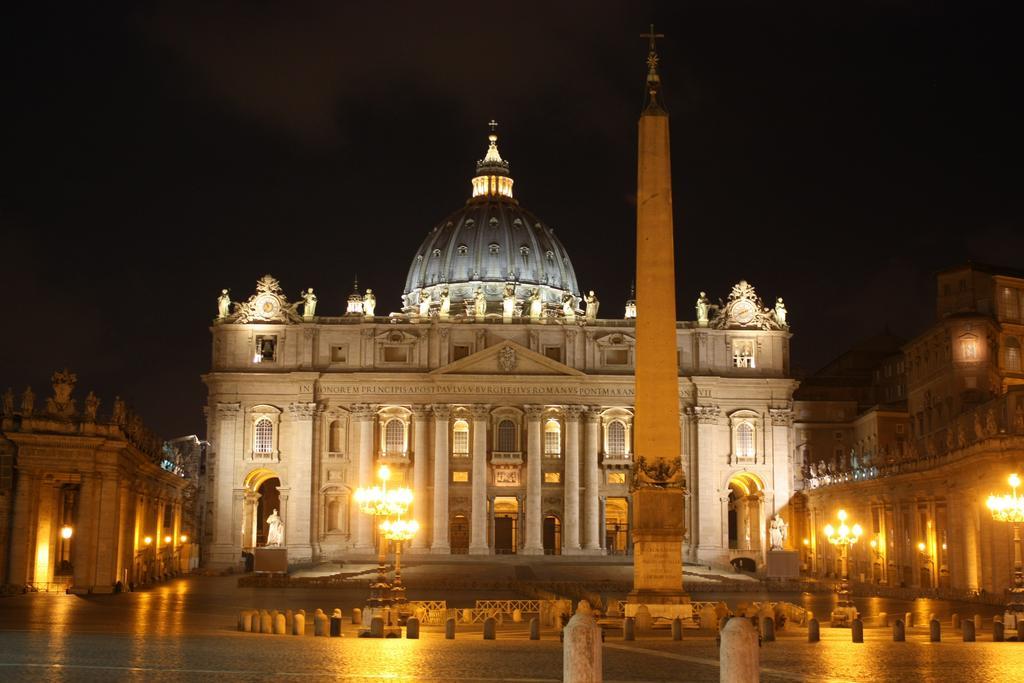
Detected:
[986,473,1024,627]
[823,509,862,626]
[354,465,414,631]
[380,517,418,622]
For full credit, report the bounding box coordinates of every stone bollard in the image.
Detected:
[672,617,683,641]
[292,613,305,636]
[370,616,384,638]
[563,601,602,683]
[951,613,960,630]
[240,610,253,632]
[893,620,905,642]
[994,620,1005,642]
[512,608,523,623]
[808,618,820,643]
[904,612,913,629]
[634,605,652,633]
[623,617,635,641]
[852,619,863,643]
[718,616,731,632]
[877,612,888,628]
[699,605,718,631]
[314,611,328,637]
[260,610,273,634]
[930,619,941,642]
[720,616,759,683]
[483,617,497,640]
[973,614,982,633]
[273,612,287,635]
[406,617,420,639]
[352,608,362,625]
[760,616,775,643]
[330,610,343,637]
[963,619,976,642]
[250,611,260,633]
[530,617,540,640]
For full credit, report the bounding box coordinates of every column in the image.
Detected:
[210,402,241,567]
[352,404,376,552]
[563,405,583,553]
[287,402,316,562]
[469,404,490,554]
[695,406,723,565]
[431,404,451,553]
[962,494,980,591]
[582,407,601,552]
[737,497,749,550]
[92,474,121,589]
[241,492,260,549]
[410,405,431,551]
[522,405,544,554]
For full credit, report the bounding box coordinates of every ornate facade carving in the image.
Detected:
[710,280,785,331]
[287,402,318,421]
[692,404,721,424]
[769,408,794,426]
[222,274,302,324]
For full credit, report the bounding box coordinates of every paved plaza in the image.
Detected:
[1,564,1023,681]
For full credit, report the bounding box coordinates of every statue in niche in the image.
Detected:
[438,286,450,319]
[21,386,35,416]
[695,291,709,326]
[986,409,998,436]
[2,388,13,416]
[528,288,543,320]
[265,509,284,547]
[849,448,859,470]
[418,290,432,318]
[584,290,599,322]
[502,283,516,319]
[217,289,231,319]
[473,287,487,318]
[301,288,318,319]
[769,514,788,551]
[561,293,576,322]
[111,396,126,425]
[83,391,100,421]
[363,289,376,317]
[774,297,788,327]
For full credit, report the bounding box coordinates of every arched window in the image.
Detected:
[254,418,273,454]
[497,419,517,452]
[607,421,627,456]
[384,418,406,455]
[329,420,343,453]
[1006,337,1021,372]
[735,423,755,458]
[544,419,561,456]
[453,419,470,455]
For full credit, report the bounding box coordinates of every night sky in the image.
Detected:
[3,2,1021,438]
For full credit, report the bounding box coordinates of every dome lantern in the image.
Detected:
[471,120,514,200]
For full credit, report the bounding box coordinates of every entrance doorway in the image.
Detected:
[604,498,629,555]
[450,514,469,554]
[543,515,561,555]
[494,497,519,554]
[726,473,765,552]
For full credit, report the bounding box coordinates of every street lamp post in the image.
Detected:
[823,509,862,627]
[380,518,418,623]
[354,465,413,635]
[986,473,1024,628]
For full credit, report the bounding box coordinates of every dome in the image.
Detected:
[402,126,581,316]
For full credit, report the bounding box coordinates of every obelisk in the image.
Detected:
[629,26,687,604]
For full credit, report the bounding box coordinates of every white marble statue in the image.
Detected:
[584,290,599,322]
[561,293,576,322]
[217,289,231,320]
[696,291,709,326]
[528,288,543,320]
[473,287,487,318]
[769,514,788,551]
[438,286,451,319]
[266,509,284,547]
[301,287,318,319]
[502,283,516,319]
[363,289,376,317]
[774,297,787,327]
[418,290,432,318]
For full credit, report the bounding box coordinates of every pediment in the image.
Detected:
[431,340,584,376]
[595,332,635,347]
[375,330,419,344]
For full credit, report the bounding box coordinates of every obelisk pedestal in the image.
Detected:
[629,488,686,604]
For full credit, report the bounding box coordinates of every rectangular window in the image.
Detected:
[452,471,469,483]
[732,340,755,368]
[544,346,563,362]
[1000,288,1020,322]
[330,345,348,363]
[544,428,561,456]
[254,336,277,363]
[604,349,628,366]
[543,472,561,484]
[452,429,469,456]
[452,345,471,361]
[384,346,409,363]
[607,472,626,485]
[896,424,905,434]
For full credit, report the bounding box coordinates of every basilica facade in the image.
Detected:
[201,130,798,571]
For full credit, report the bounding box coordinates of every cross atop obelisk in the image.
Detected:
[639,24,665,110]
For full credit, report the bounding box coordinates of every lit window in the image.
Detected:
[254,419,273,454]
[607,472,626,485]
[961,337,977,360]
[735,423,754,458]
[452,471,469,483]
[1006,337,1021,372]
[384,419,405,455]
[544,472,561,484]
[497,419,517,452]
[607,421,627,456]
[254,336,276,363]
[453,420,470,455]
[732,340,755,368]
[544,420,561,456]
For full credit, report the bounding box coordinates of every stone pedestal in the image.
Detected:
[254,547,288,573]
[766,550,800,578]
[628,487,688,604]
